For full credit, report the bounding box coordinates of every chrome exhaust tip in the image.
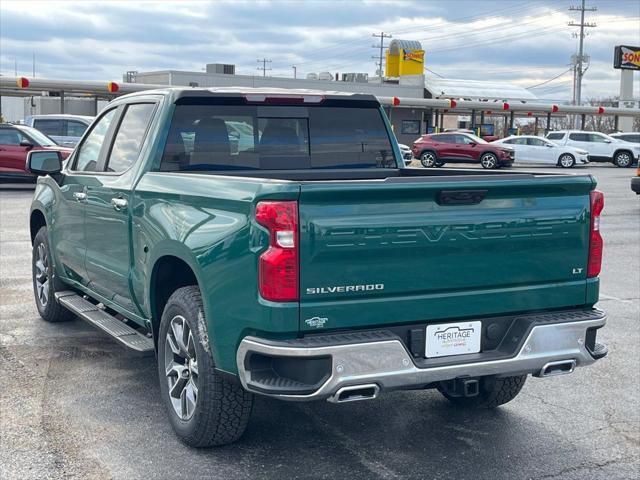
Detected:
[537,359,577,378]
[328,384,380,403]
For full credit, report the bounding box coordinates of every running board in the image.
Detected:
[55,291,154,355]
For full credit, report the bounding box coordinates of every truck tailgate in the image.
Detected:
[298,175,594,331]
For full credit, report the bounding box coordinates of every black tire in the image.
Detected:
[480,153,499,169]
[32,226,74,323]
[438,375,526,408]
[613,151,633,168]
[158,286,253,447]
[558,153,576,168]
[420,151,438,168]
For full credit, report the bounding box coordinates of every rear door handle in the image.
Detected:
[73,192,87,202]
[437,189,487,206]
[111,197,128,211]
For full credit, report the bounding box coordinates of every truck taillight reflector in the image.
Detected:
[255,201,299,302]
[587,190,604,278]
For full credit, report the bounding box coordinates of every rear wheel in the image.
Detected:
[420,151,438,168]
[558,153,576,168]
[613,151,633,168]
[480,153,499,169]
[32,226,74,323]
[158,286,253,447]
[438,375,526,408]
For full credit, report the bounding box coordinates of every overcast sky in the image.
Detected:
[1,0,639,101]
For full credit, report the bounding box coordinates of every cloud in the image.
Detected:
[1,0,638,101]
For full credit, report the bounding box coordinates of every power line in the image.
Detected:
[256,58,272,77]
[371,31,392,82]
[526,68,573,89]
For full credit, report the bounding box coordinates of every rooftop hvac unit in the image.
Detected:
[206,63,236,75]
[341,73,369,83]
[318,71,334,81]
[306,72,319,80]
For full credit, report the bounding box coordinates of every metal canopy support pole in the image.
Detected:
[479,110,485,136]
[470,109,476,129]
[546,112,551,134]
[509,111,515,131]
[439,112,444,131]
[433,109,438,132]
[614,115,619,131]
[534,117,539,136]
[580,114,586,129]
[60,91,65,114]
[93,96,98,116]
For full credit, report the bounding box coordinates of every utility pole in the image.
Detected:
[292,65,297,79]
[372,32,392,83]
[256,58,272,77]
[569,0,596,110]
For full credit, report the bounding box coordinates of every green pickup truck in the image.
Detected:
[28,88,608,447]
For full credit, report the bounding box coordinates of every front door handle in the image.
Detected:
[111,197,128,211]
[73,192,87,202]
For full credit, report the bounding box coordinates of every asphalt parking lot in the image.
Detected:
[0,164,638,480]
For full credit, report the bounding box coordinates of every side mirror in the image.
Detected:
[468,141,477,146]
[20,139,34,149]
[546,143,554,147]
[604,139,611,143]
[27,150,62,175]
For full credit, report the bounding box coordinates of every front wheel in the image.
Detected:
[480,153,499,169]
[158,286,253,447]
[420,151,438,168]
[32,226,74,323]
[558,153,576,168]
[438,375,526,408]
[613,151,633,168]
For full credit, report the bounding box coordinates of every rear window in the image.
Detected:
[158,104,395,171]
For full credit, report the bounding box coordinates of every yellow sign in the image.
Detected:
[385,41,425,77]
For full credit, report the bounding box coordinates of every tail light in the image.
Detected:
[587,190,604,278]
[255,201,299,302]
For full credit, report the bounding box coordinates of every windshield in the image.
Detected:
[159,103,396,171]
[19,125,57,146]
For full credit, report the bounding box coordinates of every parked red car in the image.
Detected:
[412,132,514,169]
[0,123,73,182]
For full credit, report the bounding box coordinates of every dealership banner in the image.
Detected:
[614,45,640,70]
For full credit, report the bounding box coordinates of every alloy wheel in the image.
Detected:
[164,315,199,420]
[615,152,632,167]
[481,154,497,169]
[421,152,436,167]
[559,154,575,168]
[34,243,49,307]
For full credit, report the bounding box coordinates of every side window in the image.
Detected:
[569,133,589,142]
[66,121,89,137]
[528,138,546,146]
[589,133,609,143]
[0,128,26,145]
[502,139,514,144]
[74,109,117,172]
[105,103,156,173]
[435,134,453,143]
[547,133,564,140]
[33,119,63,137]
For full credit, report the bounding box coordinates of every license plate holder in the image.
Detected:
[425,321,482,358]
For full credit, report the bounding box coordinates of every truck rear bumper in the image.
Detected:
[236,309,607,402]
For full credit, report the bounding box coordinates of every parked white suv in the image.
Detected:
[546,130,639,167]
